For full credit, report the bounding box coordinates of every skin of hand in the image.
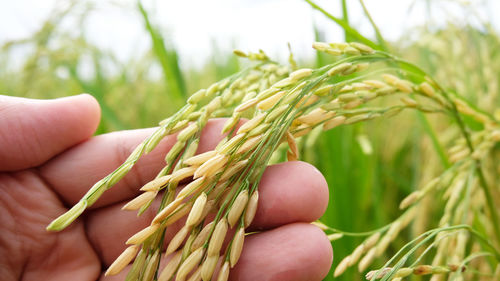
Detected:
[0,94,333,281]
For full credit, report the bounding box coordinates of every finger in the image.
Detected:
[99,223,333,281]
[39,119,232,208]
[249,161,329,230]
[230,223,333,281]
[0,94,100,171]
[85,161,329,264]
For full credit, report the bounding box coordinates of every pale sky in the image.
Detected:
[1,0,498,68]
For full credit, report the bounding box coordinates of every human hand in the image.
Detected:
[0,94,332,281]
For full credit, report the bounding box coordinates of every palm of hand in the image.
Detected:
[0,95,332,281]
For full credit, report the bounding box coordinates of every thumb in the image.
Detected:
[0,94,101,171]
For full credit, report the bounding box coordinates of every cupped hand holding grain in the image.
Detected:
[0,94,332,281]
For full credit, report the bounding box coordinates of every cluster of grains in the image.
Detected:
[365,264,466,280]
[47,41,500,280]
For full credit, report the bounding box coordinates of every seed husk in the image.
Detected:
[237,113,266,134]
[194,154,228,179]
[201,255,219,281]
[234,98,258,112]
[220,160,249,181]
[170,167,196,183]
[178,177,207,198]
[188,266,203,281]
[164,203,192,226]
[105,245,140,276]
[208,218,228,256]
[323,116,347,130]
[244,191,259,227]
[228,190,249,228]
[140,175,172,191]
[186,193,208,227]
[230,228,245,267]
[289,68,313,81]
[334,255,351,277]
[176,248,205,281]
[217,261,230,281]
[126,224,160,245]
[184,151,217,166]
[153,197,184,224]
[142,250,160,281]
[166,225,191,255]
[122,191,157,211]
[191,221,214,251]
[257,90,286,110]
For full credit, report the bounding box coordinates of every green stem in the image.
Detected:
[340,0,352,42]
[304,0,381,50]
[358,0,389,51]
[447,98,500,247]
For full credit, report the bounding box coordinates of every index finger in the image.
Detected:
[39,119,232,208]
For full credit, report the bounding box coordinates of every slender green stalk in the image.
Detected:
[304,0,380,50]
[358,0,389,51]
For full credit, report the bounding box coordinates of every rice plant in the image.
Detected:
[2,0,499,280]
[46,38,500,281]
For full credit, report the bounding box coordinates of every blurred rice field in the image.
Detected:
[1,1,499,280]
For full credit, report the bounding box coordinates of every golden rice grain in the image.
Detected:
[170,167,197,183]
[208,218,228,256]
[289,68,313,81]
[401,97,418,107]
[191,221,214,251]
[140,175,172,191]
[323,116,347,130]
[184,151,217,166]
[358,248,376,272]
[164,203,192,226]
[178,177,207,198]
[187,266,202,281]
[327,62,352,76]
[217,261,230,281]
[194,154,228,179]
[158,252,182,281]
[237,113,266,134]
[348,244,364,266]
[419,82,436,97]
[142,250,160,281]
[363,80,387,89]
[334,255,351,277]
[234,98,258,112]
[272,77,294,88]
[105,245,140,276]
[228,190,249,228]
[220,160,249,181]
[265,104,289,122]
[297,108,335,125]
[230,228,245,267]
[237,135,263,154]
[126,224,160,245]
[186,193,208,227]
[166,225,191,255]
[201,255,219,281]
[152,197,184,224]
[350,42,374,54]
[327,233,343,241]
[244,191,259,227]
[178,123,199,142]
[122,191,158,211]
[217,133,247,154]
[257,90,286,110]
[312,42,330,51]
[176,248,205,281]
